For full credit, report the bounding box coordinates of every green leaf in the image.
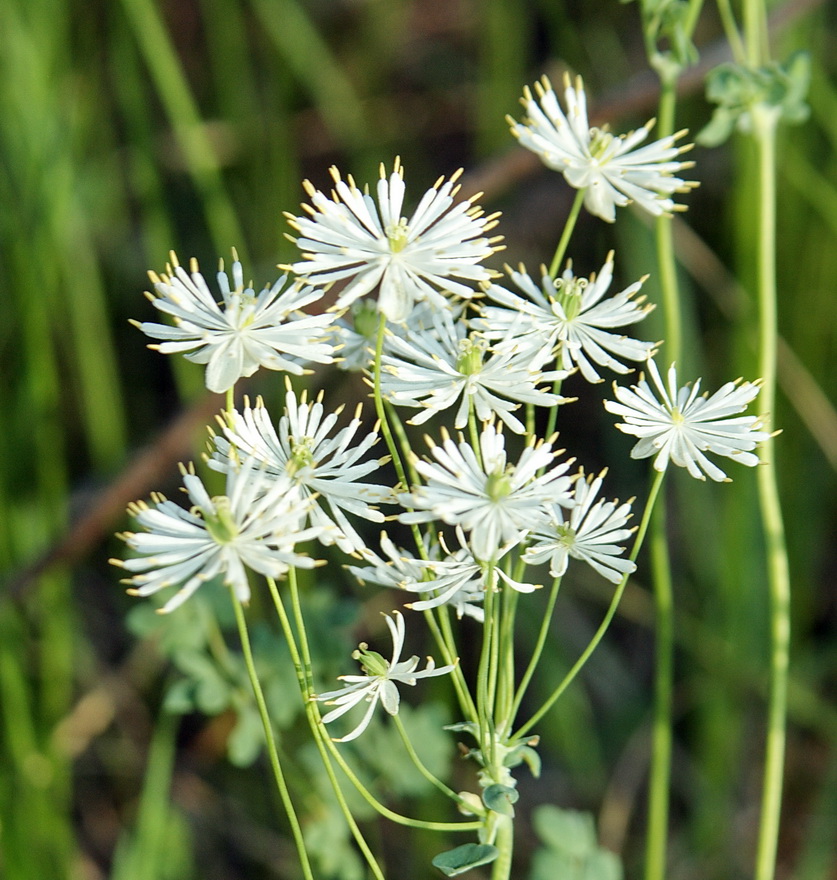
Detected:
[528,806,623,880]
[503,744,541,778]
[432,844,499,877]
[482,783,519,816]
[226,705,263,767]
[698,53,811,146]
[532,805,597,857]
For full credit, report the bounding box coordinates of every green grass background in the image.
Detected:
[1,1,835,878]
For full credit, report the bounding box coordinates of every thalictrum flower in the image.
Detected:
[285,159,502,322]
[604,358,770,481]
[523,469,636,583]
[399,423,575,561]
[479,252,655,382]
[350,528,534,623]
[509,74,697,222]
[315,611,456,742]
[112,458,321,613]
[381,311,569,433]
[210,388,392,553]
[135,251,335,392]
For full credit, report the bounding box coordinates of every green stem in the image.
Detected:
[513,469,666,740]
[392,714,482,813]
[645,499,674,880]
[266,576,385,880]
[645,70,680,880]
[477,569,498,763]
[751,106,790,880]
[548,188,586,278]
[432,606,480,724]
[508,575,561,728]
[490,814,514,880]
[373,313,408,491]
[229,592,314,880]
[319,731,483,832]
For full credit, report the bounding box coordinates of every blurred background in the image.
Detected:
[1,0,835,878]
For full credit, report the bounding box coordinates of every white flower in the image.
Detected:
[381,311,569,433]
[315,611,456,742]
[286,159,502,322]
[509,74,697,222]
[209,388,392,553]
[479,253,655,382]
[135,251,336,392]
[399,423,575,561]
[351,528,535,623]
[604,358,770,481]
[113,458,321,613]
[523,469,636,584]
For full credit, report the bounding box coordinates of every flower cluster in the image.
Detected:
[119,75,769,748]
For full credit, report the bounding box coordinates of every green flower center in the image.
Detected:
[553,276,588,320]
[232,289,259,329]
[353,645,389,677]
[455,336,487,376]
[486,467,513,502]
[287,438,316,478]
[386,218,411,253]
[588,126,615,160]
[202,496,239,544]
[556,523,575,547]
[671,408,686,425]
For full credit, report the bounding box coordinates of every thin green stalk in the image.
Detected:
[486,564,502,719]
[392,714,481,813]
[495,579,519,727]
[318,730,483,832]
[508,575,561,728]
[645,500,674,880]
[751,105,790,880]
[383,400,421,489]
[645,70,680,880]
[230,591,314,880]
[548,188,586,278]
[715,0,747,64]
[373,313,409,490]
[468,400,484,470]
[432,605,479,724]
[476,573,498,763]
[513,469,666,741]
[490,814,514,880]
[267,576,386,880]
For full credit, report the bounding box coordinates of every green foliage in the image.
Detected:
[431,843,499,877]
[699,52,811,146]
[528,806,622,880]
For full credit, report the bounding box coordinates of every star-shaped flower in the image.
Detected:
[135,251,336,392]
[286,159,502,322]
[399,423,575,561]
[509,74,697,222]
[523,469,636,583]
[315,611,456,742]
[209,388,392,553]
[604,358,770,481]
[478,252,655,382]
[112,458,321,613]
[381,311,569,433]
